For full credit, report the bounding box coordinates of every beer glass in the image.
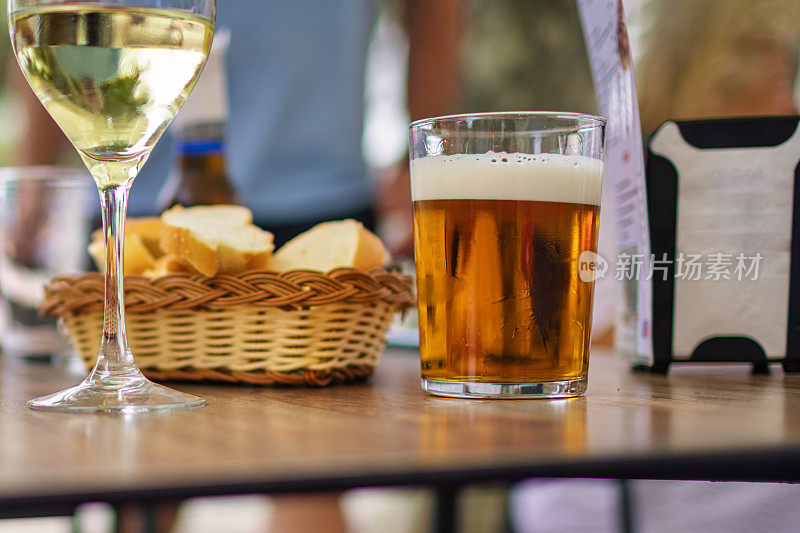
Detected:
[410,112,605,398]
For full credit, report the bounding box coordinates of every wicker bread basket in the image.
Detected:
[41,268,415,386]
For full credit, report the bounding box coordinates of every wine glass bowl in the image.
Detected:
[9,0,215,412]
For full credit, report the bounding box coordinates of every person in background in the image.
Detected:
[12,0,461,255]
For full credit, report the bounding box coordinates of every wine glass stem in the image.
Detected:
[89,184,139,381]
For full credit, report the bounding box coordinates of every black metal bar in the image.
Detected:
[2,446,800,519]
[434,487,458,533]
[619,480,634,533]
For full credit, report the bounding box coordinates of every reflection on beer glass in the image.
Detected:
[409,112,605,398]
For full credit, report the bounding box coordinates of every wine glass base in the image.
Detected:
[28,375,205,413]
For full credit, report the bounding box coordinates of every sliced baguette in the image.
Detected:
[269,219,387,273]
[160,205,274,276]
[88,233,157,275]
[88,217,165,275]
[125,217,164,258]
[142,254,199,278]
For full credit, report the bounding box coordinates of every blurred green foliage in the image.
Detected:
[0,13,10,95]
[462,0,597,115]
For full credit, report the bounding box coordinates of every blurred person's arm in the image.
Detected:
[378,0,462,257]
[9,65,68,165]
[405,0,462,122]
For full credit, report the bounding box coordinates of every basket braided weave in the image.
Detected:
[42,268,415,386]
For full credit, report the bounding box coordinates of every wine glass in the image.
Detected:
[9,0,215,412]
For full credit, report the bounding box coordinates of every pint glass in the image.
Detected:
[409,112,605,398]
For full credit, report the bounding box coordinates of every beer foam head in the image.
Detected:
[411,152,603,206]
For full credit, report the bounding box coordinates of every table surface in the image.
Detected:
[2,347,800,513]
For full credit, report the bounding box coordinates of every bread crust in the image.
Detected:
[126,217,164,257]
[142,254,199,278]
[159,205,274,276]
[353,225,388,270]
[88,233,157,275]
[159,222,219,276]
[270,219,387,272]
[89,216,165,274]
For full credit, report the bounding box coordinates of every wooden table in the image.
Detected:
[2,347,800,518]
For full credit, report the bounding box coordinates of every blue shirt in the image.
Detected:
[129,0,376,224]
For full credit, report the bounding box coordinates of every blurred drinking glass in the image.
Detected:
[409,112,605,398]
[0,167,92,362]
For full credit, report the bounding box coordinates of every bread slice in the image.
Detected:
[269,219,387,273]
[88,233,157,276]
[126,217,164,258]
[88,216,165,275]
[160,205,274,276]
[142,254,200,278]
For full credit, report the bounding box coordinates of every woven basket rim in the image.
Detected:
[42,267,415,317]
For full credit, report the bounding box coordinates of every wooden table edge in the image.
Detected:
[2,444,799,517]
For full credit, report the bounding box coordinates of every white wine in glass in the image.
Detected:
[10,0,215,413]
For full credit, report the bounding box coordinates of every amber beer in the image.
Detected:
[411,151,602,395]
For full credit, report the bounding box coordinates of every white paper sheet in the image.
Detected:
[577,0,653,364]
